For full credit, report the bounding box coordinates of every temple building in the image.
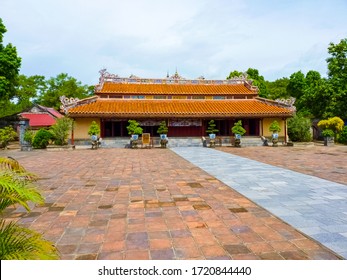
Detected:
[63,69,295,145]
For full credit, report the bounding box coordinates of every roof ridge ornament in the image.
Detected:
[60,96,80,113]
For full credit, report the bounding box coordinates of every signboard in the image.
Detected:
[142,133,150,145]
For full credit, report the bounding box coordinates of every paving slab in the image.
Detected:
[171,147,347,259]
[0,148,343,260]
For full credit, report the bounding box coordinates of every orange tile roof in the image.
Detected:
[98,82,257,96]
[68,98,294,118]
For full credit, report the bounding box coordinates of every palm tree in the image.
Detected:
[0,157,59,260]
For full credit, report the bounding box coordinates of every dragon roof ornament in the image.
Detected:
[95,69,258,91]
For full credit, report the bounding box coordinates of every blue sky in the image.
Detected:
[1,0,347,85]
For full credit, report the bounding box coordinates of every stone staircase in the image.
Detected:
[74,136,264,148]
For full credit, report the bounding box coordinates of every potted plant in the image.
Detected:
[157,121,169,148]
[126,120,143,148]
[321,129,335,146]
[269,120,282,147]
[231,120,246,147]
[318,117,344,146]
[23,129,34,151]
[88,121,101,149]
[206,120,219,147]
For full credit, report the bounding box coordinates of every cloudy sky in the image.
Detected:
[1,0,347,85]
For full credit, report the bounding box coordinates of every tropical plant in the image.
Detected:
[231,120,246,136]
[0,157,59,259]
[206,120,219,135]
[126,120,143,135]
[32,129,52,149]
[49,117,73,145]
[88,121,100,136]
[0,126,17,149]
[157,121,169,135]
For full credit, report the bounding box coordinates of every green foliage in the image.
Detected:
[337,126,347,144]
[287,114,312,142]
[49,117,73,145]
[88,121,100,136]
[0,157,59,259]
[0,18,22,103]
[36,73,94,110]
[321,129,335,138]
[317,117,344,134]
[157,121,168,135]
[126,120,143,135]
[206,120,219,135]
[231,120,246,136]
[266,78,290,100]
[227,68,268,97]
[23,129,35,144]
[269,120,282,133]
[0,126,17,149]
[32,129,52,149]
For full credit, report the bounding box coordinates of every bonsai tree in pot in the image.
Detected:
[88,121,101,149]
[206,120,219,147]
[231,120,246,147]
[269,120,282,147]
[127,120,143,148]
[318,116,344,146]
[157,121,169,148]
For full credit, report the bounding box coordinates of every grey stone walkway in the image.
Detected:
[171,147,347,259]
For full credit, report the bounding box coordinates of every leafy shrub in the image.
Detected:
[337,126,347,144]
[49,117,73,145]
[23,129,35,144]
[318,116,344,134]
[0,126,17,149]
[321,129,335,138]
[287,114,312,142]
[32,129,53,149]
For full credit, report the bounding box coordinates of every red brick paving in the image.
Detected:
[1,147,344,260]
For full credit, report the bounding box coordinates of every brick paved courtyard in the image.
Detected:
[1,145,345,260]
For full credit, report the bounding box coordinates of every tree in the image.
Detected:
[15,75,46,111]
[37,73,93,110]
[0,18,22,116]
[266,78,290,100]
[246,68,268,98]
[0,157,59,259]
[287,71,306,99]
[49,117,74,145]
[325,38,347,118]
[227,68,268,97]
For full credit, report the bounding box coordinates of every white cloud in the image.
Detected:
[1,0,347,84]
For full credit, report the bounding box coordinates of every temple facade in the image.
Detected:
[63,70,295,143]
